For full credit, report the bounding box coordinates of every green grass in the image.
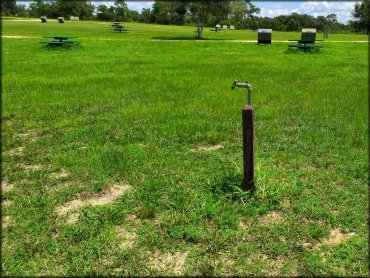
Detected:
[2,19,368,276]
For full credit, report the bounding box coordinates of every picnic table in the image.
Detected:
[288,29,323,52]
[112,24,127,33]
[288,39,323,52]
[40,35,80,47]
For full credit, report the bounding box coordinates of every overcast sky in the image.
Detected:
[17,1,359,24]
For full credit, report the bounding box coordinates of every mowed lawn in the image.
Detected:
[2,19,368,276]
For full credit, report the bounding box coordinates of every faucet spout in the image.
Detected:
[231,80,252,105]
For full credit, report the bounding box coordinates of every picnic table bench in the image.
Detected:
[288,43,323,52]
[39,36,80,47]
[288,39,323,52]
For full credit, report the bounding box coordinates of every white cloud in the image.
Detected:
[258,1,360,24]
[126,1,154,12]
[91,1,154,12]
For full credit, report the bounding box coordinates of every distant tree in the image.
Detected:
[1,0,17,16]
[244,2,260,29]
[299,14,316,28]
[53,0,94,20]
[168,1,188,25]
[97,5,115,21]
[186,1,231,39]
[326,13,337,24]
[29,0,48,17]
[287,18,299,31]
[315,15,326,31]
[229,0,245,27]
[229,1,260,29]
[129,10,140,22]
[253,12,349,33]
[325,14,337,33]
[351,0,369,34]
[15,4,29,17]
[1,0,29,17]
[152,1,171,24]
[139,8,155,23]
[150,1,187,25]
[114,0,129,22]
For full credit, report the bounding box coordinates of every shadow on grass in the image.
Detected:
[40,44,82,51]
[285,47,322,55]
[151,36,226,41]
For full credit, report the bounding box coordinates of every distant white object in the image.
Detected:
[40,16,47,23]
[302,28,316,33]
[222,25,228,29]
[216,24,221,28]
[58,17,65,23]
[70,16,79,21]
[230,25,235,30]
[258,29,272,33]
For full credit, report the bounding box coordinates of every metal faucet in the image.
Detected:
[231,80,252,105]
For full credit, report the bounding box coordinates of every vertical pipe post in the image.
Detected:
[242,104,255,192]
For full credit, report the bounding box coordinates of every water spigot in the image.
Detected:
[231,80,252,105]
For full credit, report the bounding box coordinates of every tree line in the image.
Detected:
[2,0,368,36]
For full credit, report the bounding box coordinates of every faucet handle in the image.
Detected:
[231,80,237,90]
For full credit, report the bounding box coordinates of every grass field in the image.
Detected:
[1,19,369,276]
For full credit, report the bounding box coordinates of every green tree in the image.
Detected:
[53,0,94,20]
[139,8,155,23]
[172,1,187,25]
[151,1,187,25]
[1,0,17,16]
[15,4,29,17]
[255,13,348,33]
[97,5,115,21]
[229,1,260,29]
[352,0,369,34]
[114,0,129,22]
[316,15,327,31]
[244,2,260,29]
[287,18,299,31]
[186,1,231,39]
[29,0,48,17]
[325,14,337,33]
[230,0,246,27]
[152,1,172,24]
[129,10,140,22]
